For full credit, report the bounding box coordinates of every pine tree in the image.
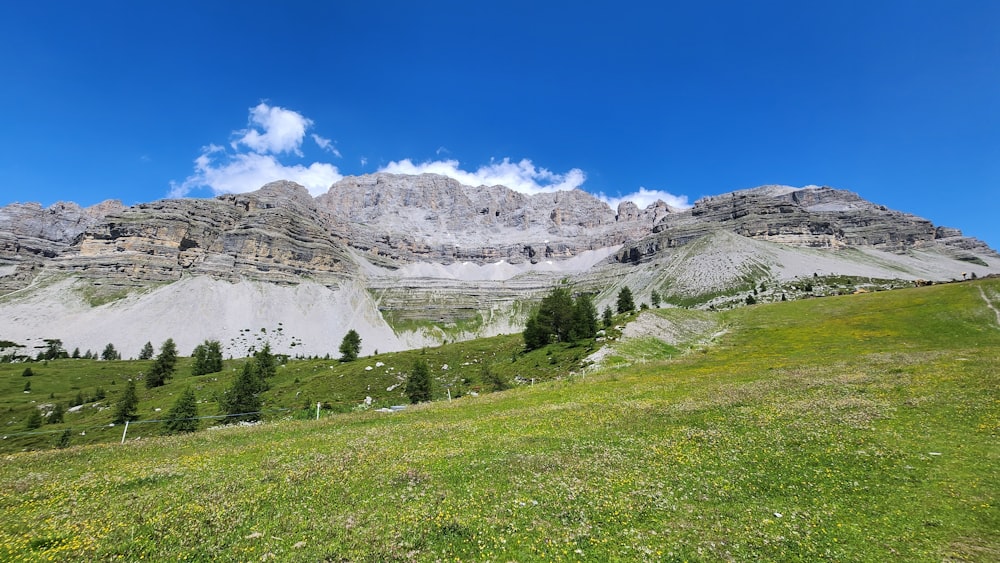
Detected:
[223,361,264,422]
[46,403,65,424]
[138,341,155,360]
[191,340,224,376]
[602,306,614,328]
[538,287,575,342]
[191,343,207,375]
[26,408,43,430]
[163,387,199,434]
[253,343,276,380]
[339,330,362,362]
[616,286,636,314]
[523,315,549,350]
[650,289,662,308]
[524,287,602,351]
[101,343,120,361]
[571,293,599,340]
[146,338,178,388]
[41,339,66,360]
[205,340,223,373]
[113,379,140,423]
[405,360,432,404]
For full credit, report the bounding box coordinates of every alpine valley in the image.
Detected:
[1,173,997,359]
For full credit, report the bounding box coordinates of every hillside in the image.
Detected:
[1,279,997,561]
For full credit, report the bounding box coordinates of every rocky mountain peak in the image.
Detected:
[1,175,998,358]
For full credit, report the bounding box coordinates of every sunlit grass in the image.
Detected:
[0,280,997,561]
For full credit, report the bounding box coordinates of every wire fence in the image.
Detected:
[2,407,295,442]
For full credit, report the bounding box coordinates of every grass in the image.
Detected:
[0,280,997,561]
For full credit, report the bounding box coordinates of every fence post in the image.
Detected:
[316,402,321,421]
[120,420,129,444]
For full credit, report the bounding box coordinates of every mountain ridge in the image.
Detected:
[1,173,997,358]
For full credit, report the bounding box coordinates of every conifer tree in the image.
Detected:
[138,341,155,360]
[253,342,277,379]
[192,340,224,375]
[26,408,43,430]
[223,361,265,422]
[405,360,432,403]
[616,286,636,314]
[523,315,549,350]
[602,306,614,328]
[146,338,178,388]
[571,293,599,340]
[163,387,199,434]
[113,379,139,423]
[101,343,120,361]
[339,330,362,362]
[650,289,662,308]
[46,402,65,424]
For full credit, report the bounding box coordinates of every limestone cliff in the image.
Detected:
[0,175,997,357]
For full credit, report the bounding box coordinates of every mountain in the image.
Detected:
[1,173,997,359]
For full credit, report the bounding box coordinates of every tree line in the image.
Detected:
[523,285,638,351]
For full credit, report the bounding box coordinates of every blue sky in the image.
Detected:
[1,1,997,248]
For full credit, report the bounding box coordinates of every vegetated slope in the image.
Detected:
[0,283,997,560]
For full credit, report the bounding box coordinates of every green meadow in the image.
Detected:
[0,279,997,561]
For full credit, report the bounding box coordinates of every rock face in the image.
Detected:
[0,199,123,291]
[0,174,998,357]
[618,185,996,263]
[316,173,662,265]
[51,182,354,290]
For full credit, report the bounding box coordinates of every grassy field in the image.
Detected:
[0,279,997,561]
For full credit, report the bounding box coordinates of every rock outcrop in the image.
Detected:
[0,174,997,357]
[618,185,997,263]
[316,173,663,265]
[0,199,123,291]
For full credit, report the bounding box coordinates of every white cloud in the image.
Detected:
[171,103,342,198]
[170,147,341,198]
[233,103,313,155]
[312,134,342,158]
[600,187,691,210]
[378,157,586,194]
